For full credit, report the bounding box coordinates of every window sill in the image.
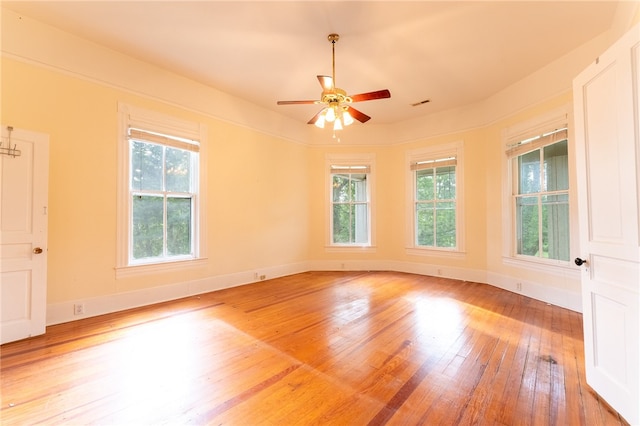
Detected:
[405,247,466,259]
[115,257,208,279]
[502,256,578,276]
[325,245,377,253]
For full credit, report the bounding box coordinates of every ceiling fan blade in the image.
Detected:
[317,75,333,90]
[277,100,318,105]
[345,106,371,123]
[350,89,391,102]
[307,109,324,125]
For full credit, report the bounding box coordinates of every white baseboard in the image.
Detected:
[486,271,582,312]
[46,262,310,325]
[308,259,487,282]
[47,259,581,325]
[303,259,582,311]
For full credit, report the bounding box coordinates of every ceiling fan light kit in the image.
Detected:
[277,33,390,134]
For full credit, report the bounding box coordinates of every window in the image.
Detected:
[129,130,197,262]
[117,103,206,276]
[507,127,569,262]
[330,165,371,245]
[406,141,464,253]
[326,153,375,249]
[413,158,457,248]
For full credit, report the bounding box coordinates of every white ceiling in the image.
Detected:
[2,1,621,125]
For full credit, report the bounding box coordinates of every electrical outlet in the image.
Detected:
[74,303,85,315]
[516,282,522,291]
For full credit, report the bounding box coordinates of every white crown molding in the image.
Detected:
[1,8,311,145]
[1,8,616,146]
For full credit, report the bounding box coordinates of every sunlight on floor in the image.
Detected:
[108,315,205,420]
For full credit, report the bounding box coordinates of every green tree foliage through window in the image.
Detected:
[415,165,456,248]
[331,171,369,244]
[130,139,195,261]
[514,138,569,261]
[132,195,163,259]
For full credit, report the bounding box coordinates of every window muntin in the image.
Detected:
[511,131,569,261]
[413,160,457,249]
[128,131,198,264]
[330,166,370,245]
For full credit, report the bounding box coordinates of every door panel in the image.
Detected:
[1,271,32,322]
[582,63,625,244]
[591,292,632,385]
[573,25,640,425]
[0,126,49,344]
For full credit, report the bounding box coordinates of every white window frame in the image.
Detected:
[405,141,465,257]
[326,153,376,251]
[116,103,207,278]
[501,106,577,272]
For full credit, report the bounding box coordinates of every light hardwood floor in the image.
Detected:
[0,271,628,425]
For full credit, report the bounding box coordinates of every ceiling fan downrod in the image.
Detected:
[328,33,339,90]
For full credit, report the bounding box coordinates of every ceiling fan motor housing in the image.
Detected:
[321,87,352,105]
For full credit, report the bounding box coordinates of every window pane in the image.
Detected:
[436,202,456,247]
[543,140,568,191]
[166,148,191,192]
[542,194,570,260]
[333,204,351,243]
[351,174,368,202]
[518,150,540,194]
[516,196,539,256]
[131,141,163,191]
[416,169,434,201]
[331,171,370,245]
[416,202,434,246]
[332,174,350,202]
[132,195,163,259]
[353,203,368,244]
[167,197,192,256]
[436,167,456,200]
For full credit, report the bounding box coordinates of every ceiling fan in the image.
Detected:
[277,34,391,131]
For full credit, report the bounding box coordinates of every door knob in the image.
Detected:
[33,247,43,254]
[574,257,587,266]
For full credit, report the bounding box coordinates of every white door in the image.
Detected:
[0,126,49,344]
[573,25,639,425]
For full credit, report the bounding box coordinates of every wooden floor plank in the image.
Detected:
[0,271,629,425]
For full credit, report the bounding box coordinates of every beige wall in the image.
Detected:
[308,129,488,271]
[4,51,565,313]
[2,57,309,306]
[2,6,638,320]
[307,94,577,301]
